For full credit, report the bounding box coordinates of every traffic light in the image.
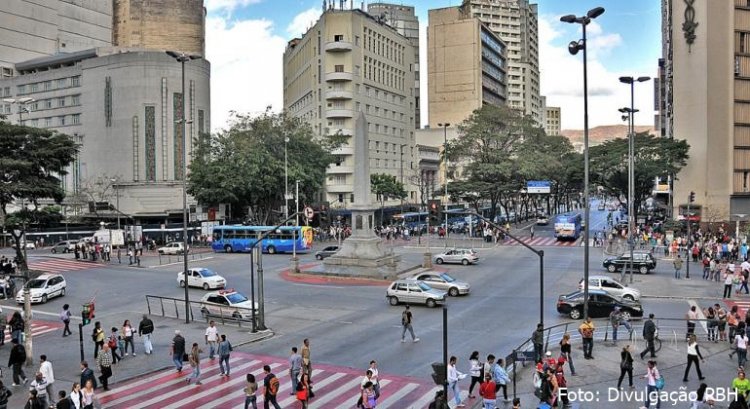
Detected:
[428,200,441,224]
[81,302,95,326]
[689,191,695,203]
[431,362,446,385]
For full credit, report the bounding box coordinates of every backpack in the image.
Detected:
[108,335,117,349]
[269,376,279,396]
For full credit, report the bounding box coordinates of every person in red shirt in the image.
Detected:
[478,373,496,409]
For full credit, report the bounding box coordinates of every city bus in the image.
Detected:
[211,225,313,254]
[392,212,428,229]
[554,213,583,240]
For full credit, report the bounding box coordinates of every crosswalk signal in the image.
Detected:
[431,362,446,386]
[81,302,95,326]
[428,200,440,224]
[689,191,695,203]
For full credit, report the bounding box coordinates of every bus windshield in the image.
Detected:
[554,213,582,241]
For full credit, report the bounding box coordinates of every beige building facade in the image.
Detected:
[283,8,417,209]
[427,7,507,129]
[544,105,561,136]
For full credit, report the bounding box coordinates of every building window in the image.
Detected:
[2,87,8,97]
[71,76,80,87]
[338,194,344,203]
[57,78,68,89]
[72,95,80,106]
[45,99,52,109]
[58,97,66,107]
[173,92,185,180]
[334,34,344,42]
[335,65,344,73]
[44,118,52,127]
[30,83,38,93]
[58,115,66,126]
[145,106,157,181]
[1,67,12,78]
[43,81,51,91]
[104,77,113,127]
[71,114,80,124]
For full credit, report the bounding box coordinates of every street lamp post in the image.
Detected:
[284,137,291,220]
[619,75,650,284]
[561,6,605,320]
[167,50,201,324]
[111,177,121,230]
[438,123,450,248]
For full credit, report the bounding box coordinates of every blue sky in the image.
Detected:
[204,0,662,131]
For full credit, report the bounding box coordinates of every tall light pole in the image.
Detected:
[400,144,407,214]
[167,50,201,324]
[438,123,450,248]
[3,97,35,124]
[284,137,290,220]
[111,177,121,230]
[561,6,605,320]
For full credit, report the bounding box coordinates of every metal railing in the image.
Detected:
[157,249,212,265]
[145,295,257,328]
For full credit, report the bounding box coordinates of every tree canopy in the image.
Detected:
[371,173,406,224]
[188,110,344,224]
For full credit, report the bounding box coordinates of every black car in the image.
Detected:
[602,251,657,274]
[556,289,644,320]
[315,245,340,260]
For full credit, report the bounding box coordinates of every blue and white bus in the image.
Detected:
[554,213,582,240]
[211,225,313,254]
[392,212,428,229]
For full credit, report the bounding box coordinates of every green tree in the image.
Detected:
[589,132,689,221]
[0,123,78,271]
[370,173,407,225]
[188,109,344,224]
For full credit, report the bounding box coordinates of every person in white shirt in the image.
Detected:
[205,321,219,359]
[447,356,466,407]
[643,360,661,409]
[39,356,55,407]
[736,325,749,368]
[683,335,705,382]
[368,360,380,399]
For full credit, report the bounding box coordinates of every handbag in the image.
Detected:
[655,375,665,390]
[182,353,189,362]
[296,388,308,401]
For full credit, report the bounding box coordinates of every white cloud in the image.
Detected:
[205,16,287,132]
[287,7,321,37]
[205,0,262,13]
[539,15,654,130]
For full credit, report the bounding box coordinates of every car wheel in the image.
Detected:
[158,250,164,255]
[316,254,323,260]
[388,296,399,306]
[223,245,232,253]
[607,264,617,273]
[232,311,242,319]
[200,307,208,317]
[179,280,186,288]
[569,308,582,320]
[435,258,444,265]
[449,287,459,297]
[461,259,469,266]
[41,294,48,304]
[203,283,210,291]
[60,287,66,297]
[623,294,635,301]
[426,298,437,308]
[639,266,648,274]
[621,311,632,321]
[267,246,276,255]
[51,249,56,254]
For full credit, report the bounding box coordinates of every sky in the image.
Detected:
[204,0,662,132]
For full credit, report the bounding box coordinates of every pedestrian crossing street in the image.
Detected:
[503,237,580,247]
[27,258,98,274]
[98,352,442,409]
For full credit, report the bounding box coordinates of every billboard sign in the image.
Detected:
[527,180,551,194]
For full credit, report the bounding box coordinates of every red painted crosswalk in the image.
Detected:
[27,258,98,274]
[0,321,61,341]
[98,352,441,409]
[503,237,580,247]
[724,299,750,315]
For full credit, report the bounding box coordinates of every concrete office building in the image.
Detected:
[1,48,211,221]
[367,2,420,129]
[113,0,206,56]
[283,7,417,209]
[0,0,113,73]
[668,0,750,220]
[462,0,541,122]
[427,6,507,128]
[544,105,561,136]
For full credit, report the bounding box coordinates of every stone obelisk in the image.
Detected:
[323,112,400,277]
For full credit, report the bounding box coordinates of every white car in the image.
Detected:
[158,242,188,255]
[200,290,258,320]
[16,273,66,304]
[178,268,226,290]
[12,242,35,250]
[578,275,641,301]
[434,248,479,265]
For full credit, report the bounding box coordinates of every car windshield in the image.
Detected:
[440,273,456,282]
[417,282,433,291]
[199,269,217,277]
[226,293,248,304]
[25,279,46,289]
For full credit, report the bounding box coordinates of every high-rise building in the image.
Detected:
[367,2,420,129]
[283,7,417,208]
[461,0,541,122]
[427,6,507,128]
[667,0,749,220]
[0,0,113,73]
[113,0,206,57]
[544,106,561,136]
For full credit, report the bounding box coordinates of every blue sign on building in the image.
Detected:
[527,181,551,194]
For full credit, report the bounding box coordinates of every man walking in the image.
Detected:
[205,320,218,360]
[640,313,658,359]
[301,338,312,382]
[60,305,72,337]
[609,306,632,344]
[218,334,232,377]
[39,355,55,407]
[29,372,49,408]
[674,254,684,279]
[95,344,113,391]
[578,317,595,359]
[171,330,186,372]
[289,347,302,395]
[686,305,698,340]
[532,323,544,363]
[262,364,282,409]
[401,306,420,343]
[8,339,27,386]
[138,314,154,355]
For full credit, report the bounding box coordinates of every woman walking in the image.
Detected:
[467,351,482,399]
[296,372,310,409]
[618,345,634,389]
[186,342,203,385]
[559,333,576,376]
[705,306,718,342]
[121,320,135,356]
[82,379,96,409]
[683,334,706,382]
[737,324,749,369]
[478,373,496,409]
[243,374,258,409]
[361,381,377,409]
[643,360,661,409]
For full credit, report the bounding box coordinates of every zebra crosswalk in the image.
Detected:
[725,299,750,315]
[97,352,443,409]
[2,321,61,341]
[27,258,98,274]
[502,237,580,247]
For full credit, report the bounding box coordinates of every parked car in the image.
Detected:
[603,250,657,274]
[412,271,470,297]
[12,242,35,250]
[178,268,226,290]
[556,289,643,320]
[315,246,339,260]
[158,242,188,255]
[578,275,640,301]
[200,289,258,320]
[386,279,446,308]
[50,240,77,254]
[434,248,479,265]
[16,273,66,304]
[536,215,550,225]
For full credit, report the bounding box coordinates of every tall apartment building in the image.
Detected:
[461,0,541,122]
[667,0,750,220]
[367,2,420,129]
[544,105,561,136]
[283,8,417,208]
[0,0,113,72]
[427,6,507,128]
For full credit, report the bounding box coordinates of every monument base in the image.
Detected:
[322,236,404,280]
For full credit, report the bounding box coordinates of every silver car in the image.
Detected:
[412,271,470,296]
[434,248,479,265]
[386,279,447,308]
[578,275,641,301]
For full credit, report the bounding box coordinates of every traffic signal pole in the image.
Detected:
[78,323,84,362]
[686,191,694,279]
